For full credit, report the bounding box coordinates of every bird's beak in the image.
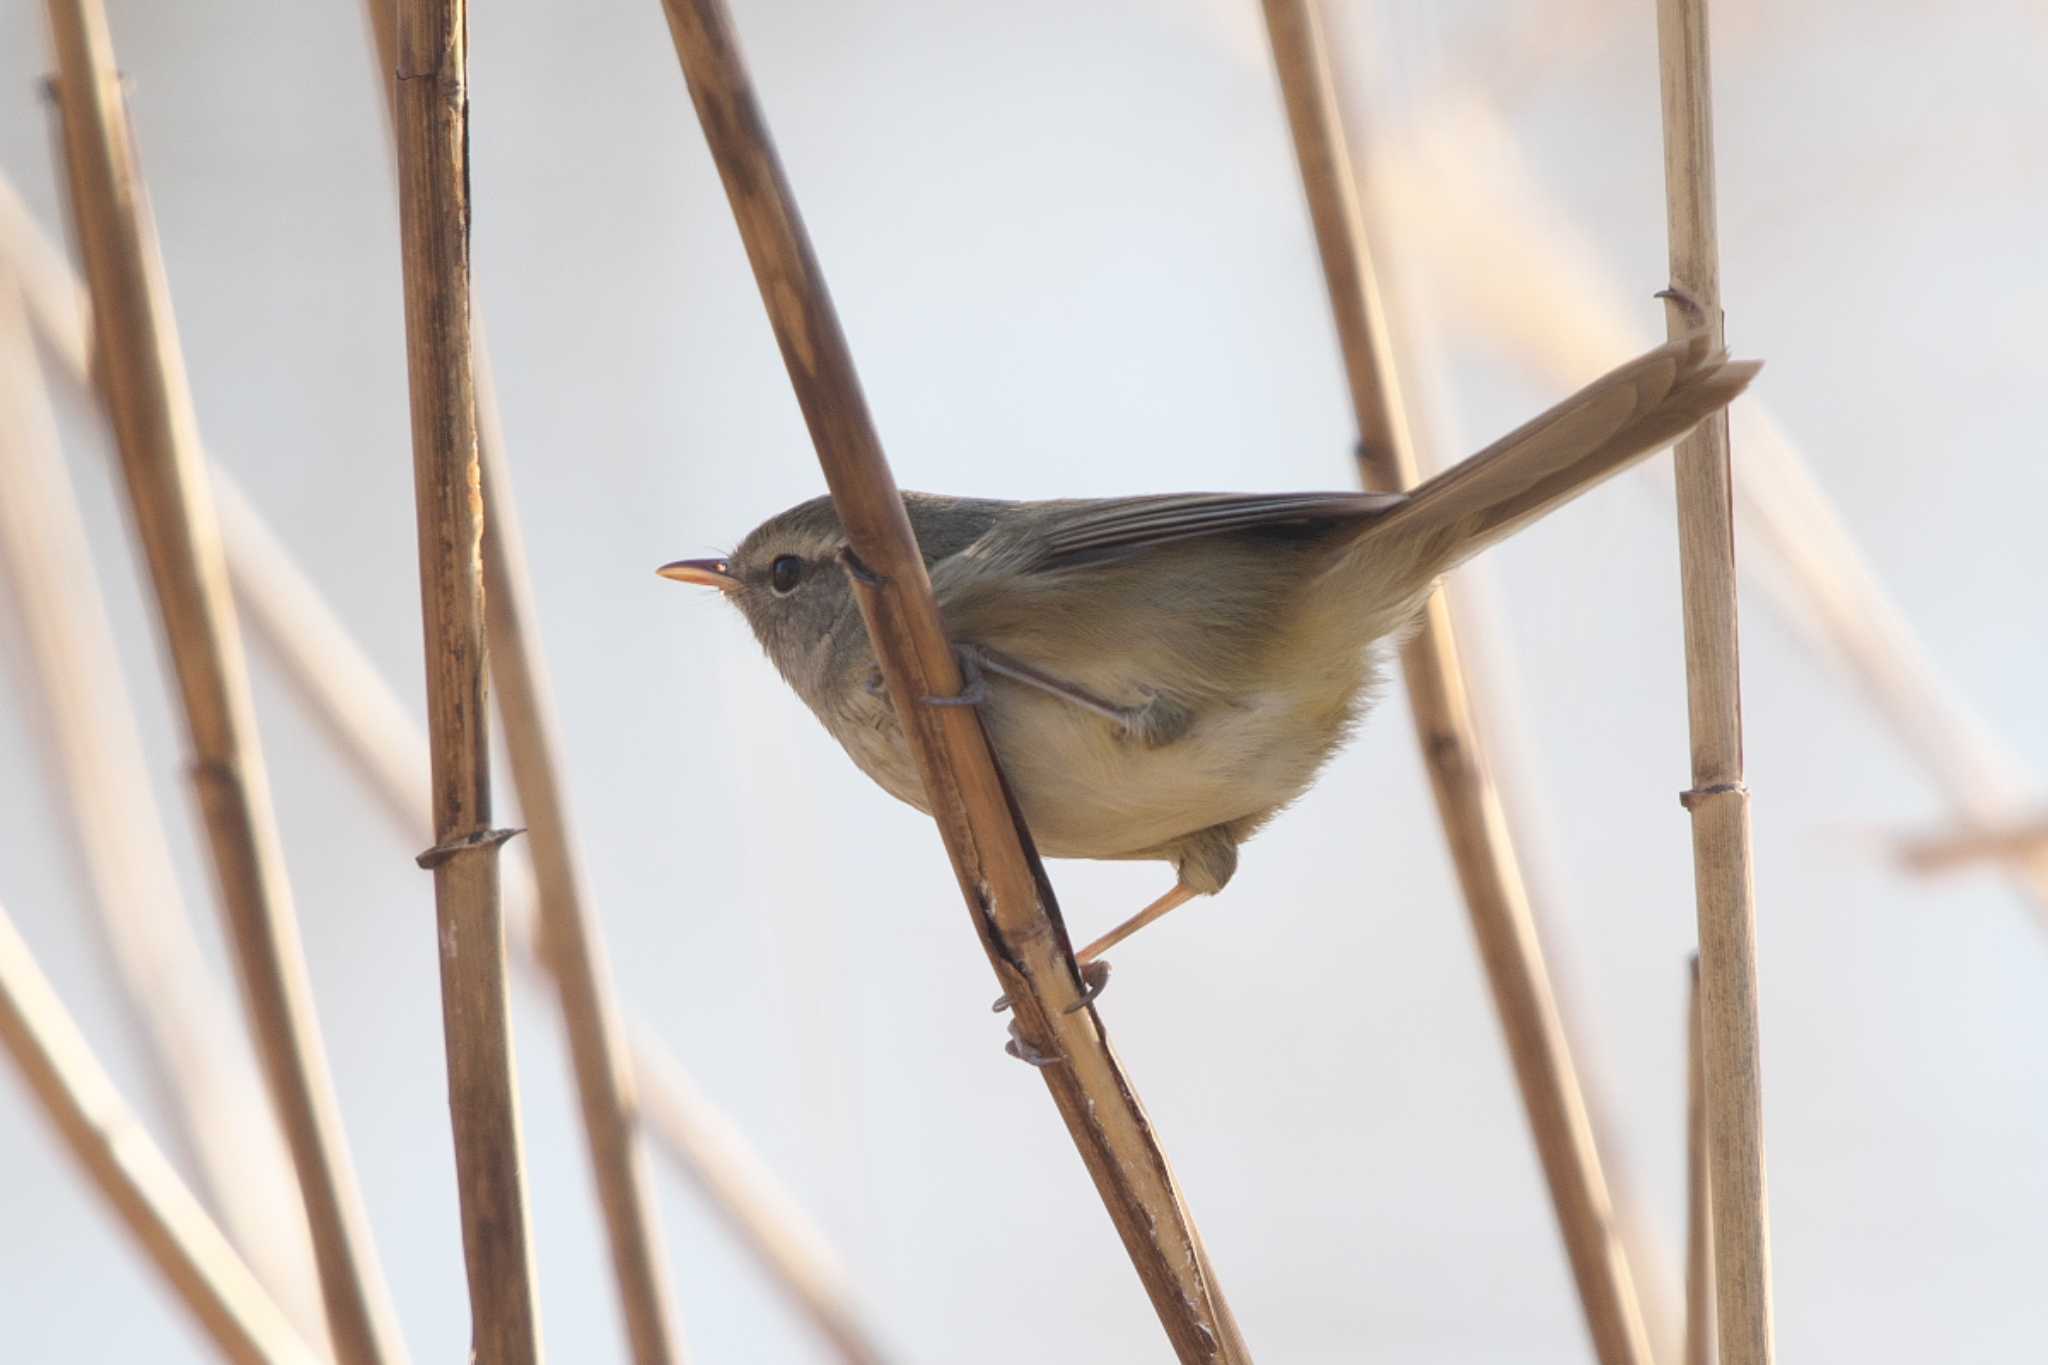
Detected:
[657,558,740,593]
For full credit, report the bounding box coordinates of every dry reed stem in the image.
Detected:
[1655,1,1775,1360]
[655,0,1248,1357]
[1683,958,1713,1365]
[1349,95,2048,931]
[1897,816,2048,875]
[390,1,544,1359]
[0,182,894,1365]
[1260,5,1653,1362]
[0,269,332,1352]
[0,898,323,1365]
[358,6,684,1359]
[41,6,406,1361]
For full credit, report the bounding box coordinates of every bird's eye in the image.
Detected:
[769,554,805,595]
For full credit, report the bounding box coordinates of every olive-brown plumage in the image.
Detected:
[663,332,1758,956]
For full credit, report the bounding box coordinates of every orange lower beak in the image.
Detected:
[657,558,740,593]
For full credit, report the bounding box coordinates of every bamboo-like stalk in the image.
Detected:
[0,268,332,1353]
[1655,2,1775,1361]
[654,0,1248,1357]
[389,2,543,1360]
[1259,5,1654,1362]
[1898,816,2048,875]
[0,899,325,1365]
[41,6,406,1362]
[1347,95,2048,930]
[1,178,896,1365]
[1683,958,1713,1365]
[355,5,684,1358]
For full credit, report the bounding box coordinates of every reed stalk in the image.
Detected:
[1347,95,2048,930]
[1898,816,2048,875]
[389,1,542,1359]
[1683,958,1713,1365]
[1655,0,1775,1359]
[1260,5,1653,1361]
[655,0,1249,1356]
[1,177,895,1365]
[0,267,331,1352]
[358,4,685,1358]
[0,900,324,1365]
[42,6,405,1360]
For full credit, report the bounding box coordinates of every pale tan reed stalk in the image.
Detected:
[1,174,896,1365]
[1260,4,1653,1361]
[1656,0,1776,1359]
[1899,817,2048,875]
[655,0,1249,1356]
[1352,95,2048,930]
[42,6,406,1360]
[1684,958,1713,1365]
[389,0,543,1358]
[356,3,686,1357]
[0,267,332,1354]
[0,898,323,1365]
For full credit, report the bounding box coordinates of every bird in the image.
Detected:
[661,331,1757,968]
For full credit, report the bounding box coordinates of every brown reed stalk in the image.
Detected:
[390,1,543,1359]
[1259,4,1654,1361]
[1898,815,2048,875]
[655,0,1248,1357]
[1683,958,1713,1365]
[1655,1,1775,1360]
[0,269,332,1351]
[356,6,684,1358]
[42,6,405,1361]
[0,899,324,1365]
[0,183,896,1365]
[1348,96,2048,934]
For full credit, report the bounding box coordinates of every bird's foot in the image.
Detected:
[921,644,989,709]
[1655,286,1709,326]
[990,959,1111,1015]
[1004,1021,1063,1067]
[836,546,886,586]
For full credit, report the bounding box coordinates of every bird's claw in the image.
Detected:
[1067,959,1111,1013]
[990,958,1111,1014]
[1655,286,1709,326]
[1004,1021,1063,1067]
[837,547,886,586]
[921,645,988,709]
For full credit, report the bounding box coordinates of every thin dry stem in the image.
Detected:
[1352,95,2048,931]
[390,0,544,1359]
[1898,816,2048,875]
[656,0,1248,1357]
[42,6,405,1361]
[0,269,331,1352]
[1,181,893,1365]
[1684,958,1713,1365]
[0,898,323,1365]
[360,4,684,1358]
[1260,4,1653,1361]
[1656,1,1776,1360]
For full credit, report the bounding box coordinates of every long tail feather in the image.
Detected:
[1356,330,1759,581]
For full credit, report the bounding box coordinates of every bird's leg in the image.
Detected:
[963,644,1192,747]
[1075,881,1199,965]
[988,883,1196,1017]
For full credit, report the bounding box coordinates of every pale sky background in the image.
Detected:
[2,2,2044,1362]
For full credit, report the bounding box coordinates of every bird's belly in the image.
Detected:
[989,687,1344,861]
[823,652,1375,865]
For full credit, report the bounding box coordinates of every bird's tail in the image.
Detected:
[1353,330,1760,586]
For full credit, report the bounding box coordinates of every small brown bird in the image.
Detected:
[662,332,1756,965]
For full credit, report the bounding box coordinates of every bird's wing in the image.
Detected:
[1023,491,1402,571]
